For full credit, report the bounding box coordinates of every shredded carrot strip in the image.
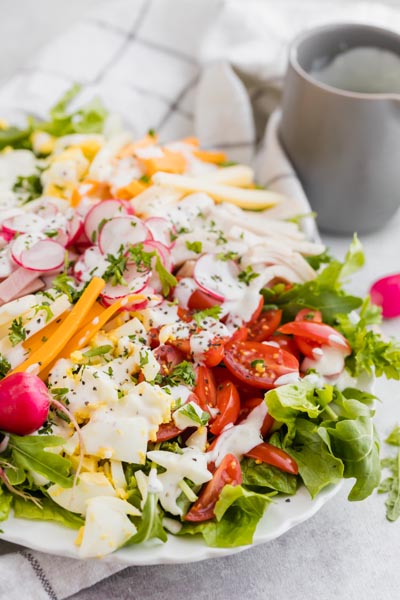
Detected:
[193,149,227,164]
[139,149,186,176]
[115,180,148,200]
[11,277,105,376]
[23,303,105,354]
[116,134,159,159]
[39,293,146,380]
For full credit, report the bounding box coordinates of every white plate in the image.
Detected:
[0,483,341,564]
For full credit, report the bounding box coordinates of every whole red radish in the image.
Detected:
[370,274,400,319]
[0,372,50,435]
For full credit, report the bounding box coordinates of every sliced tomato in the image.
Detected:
[194,366,217,411]
[224,341,299,390]
[148,327,160,349]
[247,309,282,342]
[184,454,242,522]
[177,307,193,322]
[278,321,351,353]
[245,442,298,475]
[203,340,225,367]
[153,344,186,376]
[210,380,241,436]
[238,397,274,437]
[225,326,248,350]
[188,288,221,311]
[156,422,184,442]
[295,308,322,323]
[264,333,300,359]
[166,338,191,356]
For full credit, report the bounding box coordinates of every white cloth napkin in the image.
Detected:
[1,1,400,599]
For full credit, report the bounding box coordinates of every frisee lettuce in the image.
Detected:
[379,425,400,522]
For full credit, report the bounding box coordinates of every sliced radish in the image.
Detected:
[74,246,108,282]
[84,199,128,244]
[145,217,176,249]
[194,253,244,302]
[66,213,84,247]
[99,216,151,255]
[28,199,60,218]
[2,213,46,236]
[10,232,47,267]
[101,263,150,301]
[19,240,66,272]
[142,240,173,271]
[0,248,15,279]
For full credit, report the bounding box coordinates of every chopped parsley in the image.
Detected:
[8,317,27,346]
[250,359,265,369]
[139,350,150,368]
[163,361,196,387]
[52,273,80,303]
[193,306,222,326]
[34,303,54,323]
[103,246,128,286]
[238,266,260,286]
[0,354,11,379]
[185,241,203,254]
[139,174,151,184]
[155,256,177,296]
[217,251,239,262]
[178,403,210,426]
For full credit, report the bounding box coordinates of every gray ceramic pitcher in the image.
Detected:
[280,23,400,234]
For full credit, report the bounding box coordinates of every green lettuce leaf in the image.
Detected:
[320,417,381,501]
[241,457,297,495]
[180,485,271,548]
[9,435,74,488]
[13,496,83,529]
[386,425,400,446]
[0,487,12,521]
[126,493,167,545]
[379,454,400,522]
[285,419,344,498]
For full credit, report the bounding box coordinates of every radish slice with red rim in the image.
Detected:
[2,213,46,236]
[66,213,84,247]
[99,216,151,255]
[74,246,108,282]
[194,253,244,302]
[10,232,47,267]
[142,240,173,271]
[145,217,176,248]
[84,199,128,244]
[19,240,66,272]
[101,263,151,301]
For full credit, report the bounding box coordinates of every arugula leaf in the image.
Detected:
[13,495,84,529]
[126,493,167,545]
[305,249,333,271]
[285,419,344,498]
[193,306,222,326]
[320,417,381,501]
[0,487,12,521]
[180,485,271,547]
[241,457,297,495]
[9,435,74,488]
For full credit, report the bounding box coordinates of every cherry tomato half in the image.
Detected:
[210,380,241,436]
[264,334,300,360]
[224,341,299,390]
[194,366,217,411]
[293,309,322,358]
[153,344,185,376]
[184,454,242,522]
[238,397,274,437]
[278,321,351,353]
[188,289,221,311]
[245,442,298,475]
[246,296,264,325]
[247,309,282,342]
[295,308,322,323]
